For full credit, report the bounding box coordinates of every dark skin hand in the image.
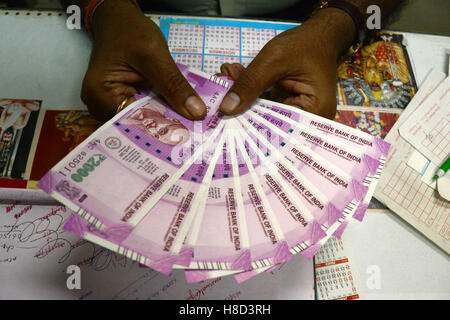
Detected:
[81,0,207,121]
[75,0,400,121]
[217,0,401,119]
[217,8,356,120]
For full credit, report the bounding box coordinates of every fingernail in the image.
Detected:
[220,92,240,114]
[185,95,206,119]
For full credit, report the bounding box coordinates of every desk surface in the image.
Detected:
[0,9,449,300]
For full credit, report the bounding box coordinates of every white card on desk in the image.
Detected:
[406,150,437,188]
[437,172,450,201]
[341,211,450,300]
[398,76,450,166]
[0,204,314,300]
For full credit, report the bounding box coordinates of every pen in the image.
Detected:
[434,156,450,179]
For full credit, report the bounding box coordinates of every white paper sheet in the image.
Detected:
[399,77,450,166]
[342,211,450,300]
[0,204,314,300]
[374,69,450,255]
[406,150,438,188]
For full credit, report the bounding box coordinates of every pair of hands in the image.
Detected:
[82,1,356,122]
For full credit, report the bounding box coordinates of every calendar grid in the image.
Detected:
[239,25,242,65]
[160,17,297,75]
[382,161,450,240]
[315,237,360,300]
[201,25,206,71]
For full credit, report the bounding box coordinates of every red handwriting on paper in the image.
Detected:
[70,239,88,250]
[185,277,223,300]
[224,291,241,300]
[5,203,17,214]
[13,205,32,220]
[39,206,66,222]
[34,241,65,258]
[75,255,95,268]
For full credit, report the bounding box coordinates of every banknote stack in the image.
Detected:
[38,64,390,283]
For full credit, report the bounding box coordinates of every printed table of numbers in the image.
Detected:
[315,237,360,300]
[160,17,297,75]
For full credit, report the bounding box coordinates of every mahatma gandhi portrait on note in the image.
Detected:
[122,102,190,146]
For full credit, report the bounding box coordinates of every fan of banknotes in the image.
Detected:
[38,64,389,283]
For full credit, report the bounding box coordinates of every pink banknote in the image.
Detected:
[237,120,365,258]
[257,100,390,161]
[184,125,299,283]
[63,128,226,274]
[50,65,392,282]
[184,130,254,274]
[232,126,293,268]
[241,113,369,228]
[237,124,329,256]
[38,65,231,232]
[249,106,381,184]
[230,103,391,283]
[184,103,390,283]
[185,119,336,283]
[249,102,389,221]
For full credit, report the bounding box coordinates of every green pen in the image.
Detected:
[434,156,450,179]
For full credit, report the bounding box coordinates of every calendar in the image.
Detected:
[315,237,360,300]
[160,17,297,75]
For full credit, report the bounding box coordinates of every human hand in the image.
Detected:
[219,8,357,119]
[81,0,206,122]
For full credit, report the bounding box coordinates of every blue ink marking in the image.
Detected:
[78,290,93,300]
[113,270,160,300]
[421,160,431,175]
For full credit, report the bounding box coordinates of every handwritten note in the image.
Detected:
[0,204,314,299]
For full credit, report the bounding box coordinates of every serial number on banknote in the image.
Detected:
[57,151,107,183]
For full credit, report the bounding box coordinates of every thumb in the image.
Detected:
[135,51,206,120]
[219,55,281,115]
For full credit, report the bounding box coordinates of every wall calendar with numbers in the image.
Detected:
[159,17,297,76]
[315,237,360,300]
